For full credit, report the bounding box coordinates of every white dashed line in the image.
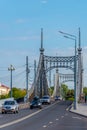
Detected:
[49,121,53,124]
[72,116,82,120]
[61,116,64,118]
[43,125,47,128]
[56,118,59,121]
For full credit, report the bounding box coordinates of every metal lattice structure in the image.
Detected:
[33,28,83,99]
[59,73,74,83]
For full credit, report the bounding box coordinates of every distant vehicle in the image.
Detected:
[40,95,51,104]
[55,96,62,101]
[30,96,42,109]
[1,100,19,114]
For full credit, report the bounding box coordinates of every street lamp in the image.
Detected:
[59,31,77,110]
[8,65,15,98]
[59,31,76,39]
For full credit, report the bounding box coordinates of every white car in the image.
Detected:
[1,100,19,114]
[55,96,62,101]
[40,95,51,104]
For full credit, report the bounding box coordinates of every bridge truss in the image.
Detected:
[33,28,83,100]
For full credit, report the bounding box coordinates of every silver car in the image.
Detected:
[40,95,51,104]
[1,100,19,114]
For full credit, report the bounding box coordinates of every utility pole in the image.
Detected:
[26,56,30,101]
[8,64,15,98]
[34,60,37,96]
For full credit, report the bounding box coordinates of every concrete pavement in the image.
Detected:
[70,103,87,117]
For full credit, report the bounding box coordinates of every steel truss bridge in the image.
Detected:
[29,28,83,101]
[59,73,74,83]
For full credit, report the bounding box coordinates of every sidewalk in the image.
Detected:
[70,103,87,117]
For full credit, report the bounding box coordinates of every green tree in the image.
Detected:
[48,86,54,96]
[9,87,26,99]
[83,87,87,96]
[66,89,74,101]
[60,84,68,99]
[0,94,9,99]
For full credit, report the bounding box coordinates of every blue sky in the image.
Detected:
[0,0,87,89]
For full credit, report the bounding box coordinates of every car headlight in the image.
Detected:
[38,103,41,105]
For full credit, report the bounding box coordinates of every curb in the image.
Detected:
[69,109,87,118]
[68,103,87,118]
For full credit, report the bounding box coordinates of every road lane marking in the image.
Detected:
[49,121,53,124]
[0,110,42,128]
[0,101,59,128]
[56,118,59,120]
[72,116,82,120]
[43,125,47,128]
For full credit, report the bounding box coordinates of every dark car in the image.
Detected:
[30,96,42,109]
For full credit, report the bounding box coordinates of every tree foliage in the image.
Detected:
[0,94,9,99]
[9,87,26,99]
[48,86,54,96]
[60,84,68,99]
[83,87,87,96]
[60,84,74,100]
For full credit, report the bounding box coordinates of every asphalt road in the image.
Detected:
[0,101,87,130]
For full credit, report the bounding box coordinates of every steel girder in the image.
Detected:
[43,55,79,72]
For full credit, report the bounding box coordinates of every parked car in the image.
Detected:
[1,100,19,114]
[30,96,42,109]
[40,95,51,104]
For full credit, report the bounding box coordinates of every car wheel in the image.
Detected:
[39,106,42,109]
[30,106,33,109]
[13,110,16,114]
[16,110,19,113]
[2,112,4,114]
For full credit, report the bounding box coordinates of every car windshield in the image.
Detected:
[4,101,15,105]
[43,96,49,99]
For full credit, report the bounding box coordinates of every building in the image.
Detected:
[0,83,10,95]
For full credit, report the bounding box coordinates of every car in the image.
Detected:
[55,96,62,101]
[40,95,51,104]
[30,96,42,109]
[1,100,19,114]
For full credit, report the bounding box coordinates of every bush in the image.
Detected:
[66,97,74,101]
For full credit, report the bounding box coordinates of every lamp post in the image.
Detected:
[8,65,15,98]
[59,31,77,109]
[26,56,30,102]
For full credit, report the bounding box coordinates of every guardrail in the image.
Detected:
[19,102,30,109]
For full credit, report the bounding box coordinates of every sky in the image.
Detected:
[0,0,87,90]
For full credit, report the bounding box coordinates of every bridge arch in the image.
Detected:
[33,28,83,101]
